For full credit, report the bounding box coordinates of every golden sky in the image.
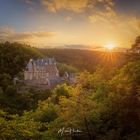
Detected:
[0,0,140,50]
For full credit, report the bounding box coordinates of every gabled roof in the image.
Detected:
[29,57,56,66]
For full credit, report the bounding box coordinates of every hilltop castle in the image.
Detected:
[24,57,59,86]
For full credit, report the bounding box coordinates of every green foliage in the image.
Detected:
[0,73,12,91]
[53,84,71,98]
[44,84,73,104]
[0,42,140,140]
[5,85,17,96]
[0,83,52,114]
[127,35,140,61]
[0,42,43,77]
[34,101,58,123]
[131,35,140,53]
[0,87,4,102]
[0,87,3,94]
[110,61,140,95]
[57,62,78,76]
[0,110,41,140]
[36,61,140,140]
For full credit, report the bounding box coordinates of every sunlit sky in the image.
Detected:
[0,0,140,50]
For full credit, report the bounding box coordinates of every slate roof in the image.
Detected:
[29,57,56,66]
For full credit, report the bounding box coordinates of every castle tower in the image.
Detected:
[24,57,59,86]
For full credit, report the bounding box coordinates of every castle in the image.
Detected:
[24,57,59,86]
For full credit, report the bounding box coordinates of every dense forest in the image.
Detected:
[0,36,140,140]
[38,48,126,73]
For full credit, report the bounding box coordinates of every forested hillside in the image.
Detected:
[0,42,43,77]
[0,38,140,140]
[0,42,45,114]
[38,48,126,72]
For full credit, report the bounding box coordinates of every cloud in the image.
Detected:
[0,26,57,44]
[23,0,34,5]
[65,16,72,21]
[89,8,140,49]
[89,12,140,33]
[41,0,89,13]
[89,8,116,23]
[41,0,114,13]
[89,1,140,35]
[87,0,140,34]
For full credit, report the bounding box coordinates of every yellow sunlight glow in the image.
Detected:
[104,43,116,50]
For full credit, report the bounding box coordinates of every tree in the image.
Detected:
[57,63,78,76]
[0,73,12,91]
[127,35,140,61]
[5,85,17,96]
[0,42,43,77]
[0,110,41,140]
[33,101,58,123]
[131,36,140,53]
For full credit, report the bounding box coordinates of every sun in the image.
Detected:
[104,43,116,50]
